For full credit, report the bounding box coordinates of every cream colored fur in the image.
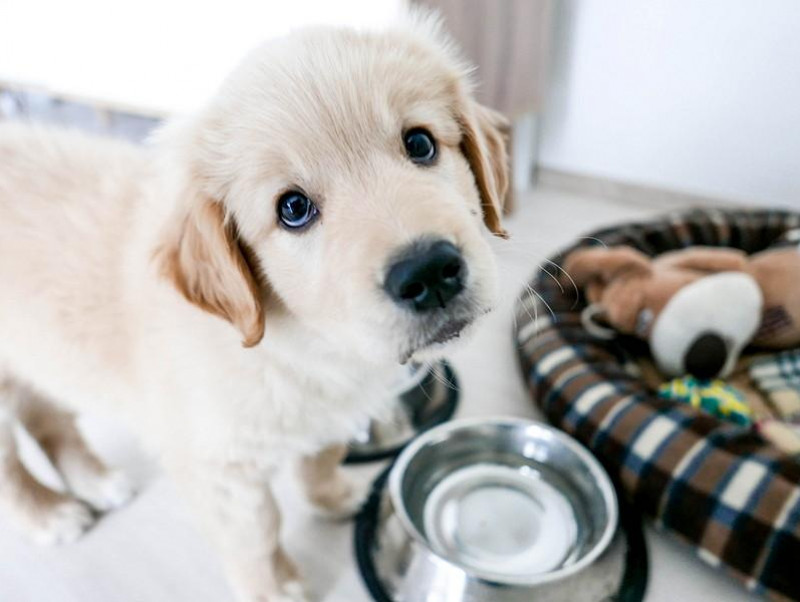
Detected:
[0,14,507,602]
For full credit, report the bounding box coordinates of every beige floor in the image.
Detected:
[0,185,757,602]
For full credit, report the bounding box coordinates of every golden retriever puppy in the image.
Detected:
[0,13,508,602]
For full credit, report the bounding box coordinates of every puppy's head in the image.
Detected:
[157,15,508,364]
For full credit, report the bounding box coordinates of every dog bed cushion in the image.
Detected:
[515,208,800,601]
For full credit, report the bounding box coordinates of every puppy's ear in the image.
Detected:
[459,101,510,238]
[564,247,652,288]
[156,196,265,348]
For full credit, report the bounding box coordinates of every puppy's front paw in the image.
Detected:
[275,581,308,602]
[309,471,370,521]
[238,580,308,602]
[79,470,135,512]
[30,499,95,546]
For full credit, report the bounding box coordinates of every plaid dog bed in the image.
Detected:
[751,351,800,421]
[515,208,800,601]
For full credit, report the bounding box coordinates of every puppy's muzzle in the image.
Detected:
[384,239,465,312]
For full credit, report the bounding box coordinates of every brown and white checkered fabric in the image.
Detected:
[515,208,800,601]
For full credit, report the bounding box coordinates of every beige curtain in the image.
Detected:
[414,0,552,117]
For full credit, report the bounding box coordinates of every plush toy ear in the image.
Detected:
[563,247,652,288]
[458,101,510,238]
[603,281,647,335]
[156,195,266,348]
[581,279,647,336]
[657,247,748,273]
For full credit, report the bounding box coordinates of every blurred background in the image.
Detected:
[1,2,798,602]
[2,0,798,207]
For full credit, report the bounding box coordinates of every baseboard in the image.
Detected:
[536,168,747,211]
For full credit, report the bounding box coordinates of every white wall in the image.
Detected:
[0,0,402,115]
[539,0,800,207]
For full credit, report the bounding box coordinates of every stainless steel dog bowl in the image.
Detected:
[357,417,625,601]
[345,361,459,464]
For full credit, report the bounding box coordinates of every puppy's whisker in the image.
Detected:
[518,284,540,340]
[499,264,554,328]
[538,263,564,294]
[417,375,436,404]
[526,288,554,335]
[577,236,608,248]
[492,241,584,313]
[542,257,578,299]
[492,261,543,337]
[429,363,458,392]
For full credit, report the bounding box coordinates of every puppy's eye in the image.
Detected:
[277,191,318,229]
[404,128,436,165]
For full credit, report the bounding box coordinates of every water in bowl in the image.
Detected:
[421,461,590,580]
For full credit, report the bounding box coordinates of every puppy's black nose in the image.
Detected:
[385,240,465,312]
[684,332,727,379]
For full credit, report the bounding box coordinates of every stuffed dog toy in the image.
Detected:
[564,242,800,379]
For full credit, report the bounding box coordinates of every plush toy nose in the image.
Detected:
[684,332,727,380]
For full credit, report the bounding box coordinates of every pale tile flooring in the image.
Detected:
[0,185,757,602]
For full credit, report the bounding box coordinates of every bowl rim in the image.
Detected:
[387,415,619,586]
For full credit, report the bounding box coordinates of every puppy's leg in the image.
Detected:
[18,389,133,512]
[298,444,368,519]
[0,383,94,545]
[174,464,305,602]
